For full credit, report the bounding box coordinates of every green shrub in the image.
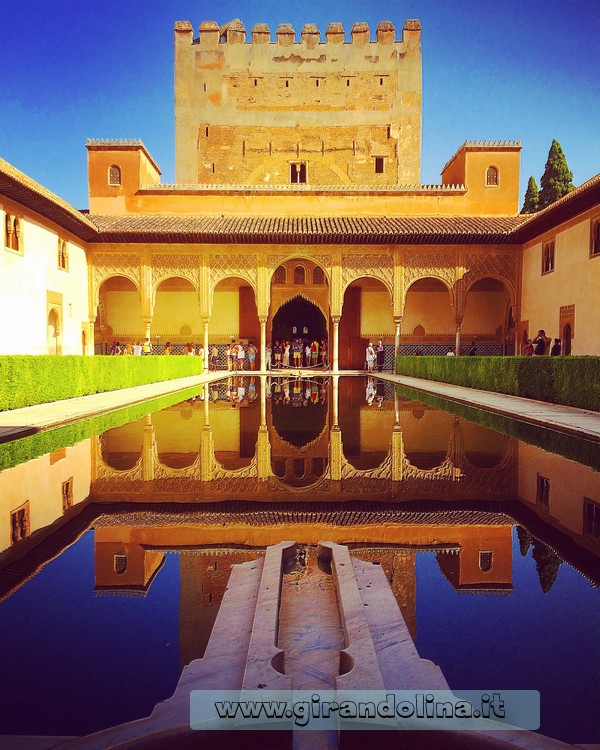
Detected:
[0,355,203,412]
[395,355,600,412]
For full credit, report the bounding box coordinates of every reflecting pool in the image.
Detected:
[0,376,598,744]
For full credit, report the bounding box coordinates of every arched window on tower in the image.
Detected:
[294,265,306,285]
[486,166,499,186]
[109,164,122,186]
[313,266,325,284]
[273,265,286,284]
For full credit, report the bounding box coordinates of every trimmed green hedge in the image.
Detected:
[395,383,600,472]
[0,355,203,412]
[0,385,202,472]
[395,356,600,412]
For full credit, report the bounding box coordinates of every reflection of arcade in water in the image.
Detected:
[90,376,515,503]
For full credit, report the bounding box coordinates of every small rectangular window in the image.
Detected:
[375,157,384,174]
[254,78,258,86]
[62,477,74,512]
[4,214,23,254]
[590,219,600,258]
[58,239,68,271]
[542,240,555,275]
[203,83,207,92]
[346,78,350,87]
[10,501,30,545]
[285,79,289,88]
[315,79,320,87]
[536,475,550,509]
[583,497,600,539]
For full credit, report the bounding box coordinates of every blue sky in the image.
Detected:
[0,0,598,210]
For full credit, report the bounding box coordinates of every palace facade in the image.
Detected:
[1,18,599,363]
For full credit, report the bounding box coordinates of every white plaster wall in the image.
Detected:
[0,439,92,553]
[521,214,600,354]
[0,207,89,355]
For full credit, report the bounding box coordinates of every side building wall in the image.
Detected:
[520,208,600,354]
[0,200,91,355]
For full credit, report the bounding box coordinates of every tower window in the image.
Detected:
[486,165,499,186]
[290,163,307,184]
[375,157,384,174]
[285,79,289,88]
[313,266,325,284]
[346,78,350,87]
[479,551,493,572]
[273,265,286,284]
[203,83,207,92]
[114,554,127,575]
[109,164,122,186]
[294,265,306,284]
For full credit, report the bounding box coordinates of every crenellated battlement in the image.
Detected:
[174,17,423,187]
[174,19,421,48]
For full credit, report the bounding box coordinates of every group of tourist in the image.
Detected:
[224,341,257,371]
[365,340,386,372]
[524,330,561,356]
[270,376,328,406]
[108,338,153,356]
[269,338,328,369]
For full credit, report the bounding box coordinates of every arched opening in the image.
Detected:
[95,276,142,354]
[212,379,260,470]
[271,297,327,354]
[340,277,393,368]
[154,277,199,352]
[463,277,511,356]
[403,410,453,469]
[339,377,394,470]
[401,278,453,355]
[82,329,87,355]
[101,420,144,471]
[463,422,510,468]
[563,323,572,355]
[154,406,201,469]
[47,308,61,355]
[212,277,260,368]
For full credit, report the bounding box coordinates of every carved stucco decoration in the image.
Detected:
[209,253,258,291]
[151,254,200,293]
[340,451,392,480]
[341,254,393,296]
[464,253,517,299]
[92,253,142,304]
[212,453,259,480]
[402,251,456,296]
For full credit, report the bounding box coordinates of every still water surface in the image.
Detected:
[0,376,598,743]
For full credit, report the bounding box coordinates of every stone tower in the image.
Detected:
[174,19,422,186]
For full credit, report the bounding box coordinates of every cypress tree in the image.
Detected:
[538,139,575,209]
[521,176,539,214]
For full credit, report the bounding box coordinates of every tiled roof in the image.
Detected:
[512,172,600,242]
[0,157,97,240]
[88,214,526,245]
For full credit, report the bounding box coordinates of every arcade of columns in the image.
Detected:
[89,244,520,366]
[92,377,516,499]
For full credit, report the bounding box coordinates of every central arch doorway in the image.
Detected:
[271,296,327,347]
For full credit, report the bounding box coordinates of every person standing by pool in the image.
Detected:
[366,342,376,372]
[375,340,385,372]
[247,341,257,370]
